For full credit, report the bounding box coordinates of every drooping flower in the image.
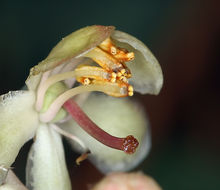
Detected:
[0,25,163,189]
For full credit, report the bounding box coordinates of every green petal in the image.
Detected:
[30,25,115,76]
[26,124,71,190]
[112,30,163,95]
[0,91,38,168]
[0,171,28,190]
[62,94,150,173]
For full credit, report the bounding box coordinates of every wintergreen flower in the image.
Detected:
[0,25,163,189]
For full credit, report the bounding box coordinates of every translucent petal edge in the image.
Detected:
[112,30,163,95]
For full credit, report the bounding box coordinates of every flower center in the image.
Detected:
[35,37,139,154]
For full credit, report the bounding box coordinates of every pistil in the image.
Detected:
[63,99,139,154]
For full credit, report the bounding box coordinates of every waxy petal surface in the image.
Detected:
[0,91,38,167]
[62,94,151,173]
[112,30,163,95]
[26,124,71,190]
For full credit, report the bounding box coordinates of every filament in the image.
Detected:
[39,82,129,123]
[50,123,87,150]
[36,71,76,111]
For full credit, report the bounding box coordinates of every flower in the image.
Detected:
[91,172,162,190]
[0,25,163,189]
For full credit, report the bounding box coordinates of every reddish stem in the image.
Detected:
[63,99,139,154]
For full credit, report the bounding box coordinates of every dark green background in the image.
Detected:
[1,0,220,189]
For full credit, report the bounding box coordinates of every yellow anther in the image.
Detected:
[78,37,135,97]
[111,78,116,83]
[83,78,91,85]
[121,69,126,75]
[99,38,135,63]
[128,85,134,96]
[119,76,128,83]
[128,85,134,92]
[111,46,117,55]
[128,91,134,96]
[127,52,135,61]
[111,72,117,78]
[117,72,122,77]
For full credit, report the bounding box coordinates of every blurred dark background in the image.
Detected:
[1,0,220,189]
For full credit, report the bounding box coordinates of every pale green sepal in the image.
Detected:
[0,91,38,168]
[26,124,71,190]
[0,171,28,190]
[30,25,115,76]
[112,30,163,95]
[41,82,68,122]
[62,94,151,173]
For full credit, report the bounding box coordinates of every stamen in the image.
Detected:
[99,38,135,62]
[110,78,116,83]
[110,46,117,55]
[88,80,131,97]
[117,72,122,77]
[98,38,112,52]
[119,76,128,83]
[50,123,87,150]
[111,72,117,79]
[82,78,91,85]
[85,47,124,73]
[114,49,134,62]
[60,58,93,88]
[121,68,126,75]
[63,99,139,154]
[35,71,51,109]
[128,85,134,96]
[76,150,91,165]
[36,71,76,111]
[39,82,131,122]
[74,65,111,82]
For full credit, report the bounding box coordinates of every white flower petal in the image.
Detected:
[112,30,163,95]
[0,91,38,168]
[0,170,28,190]
[62,94,150,173]
[26,123,71,190]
